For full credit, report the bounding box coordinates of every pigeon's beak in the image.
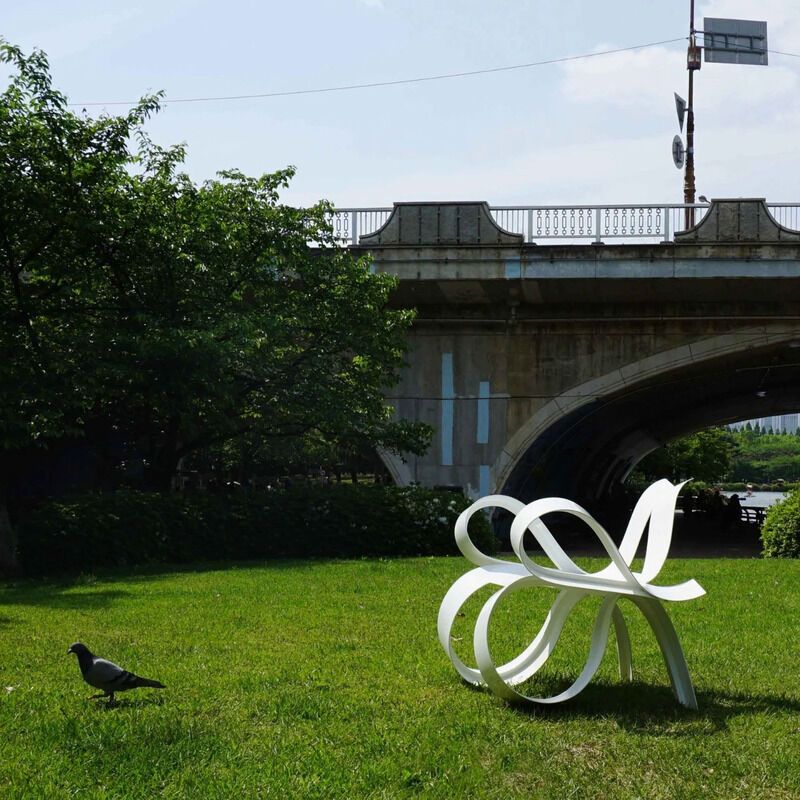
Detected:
[67,646,74,655]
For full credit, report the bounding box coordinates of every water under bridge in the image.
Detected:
[333,198,800,509]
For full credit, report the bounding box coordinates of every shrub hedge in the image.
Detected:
[761,491,800,558]
[17,485,496,575]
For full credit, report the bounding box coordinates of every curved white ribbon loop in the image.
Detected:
[438,479,704,709]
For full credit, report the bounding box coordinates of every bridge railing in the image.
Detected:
[330,208,393,246]
[491,205,709,244]
[329,203,800,245]
[766,203,800,232]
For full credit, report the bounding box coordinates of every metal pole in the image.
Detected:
[684,0,697,228]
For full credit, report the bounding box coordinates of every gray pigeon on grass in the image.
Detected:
[67,642,165,704]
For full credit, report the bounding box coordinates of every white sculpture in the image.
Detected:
[438,479,704,708]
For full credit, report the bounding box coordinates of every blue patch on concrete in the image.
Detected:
[479,464,490,498]
[477,381,490,444]
[441,353,454,466]
[505,258,521,279]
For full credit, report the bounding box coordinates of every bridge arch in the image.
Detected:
[377,448,414,486]
[493,327,800,505]
[356,198,800,505]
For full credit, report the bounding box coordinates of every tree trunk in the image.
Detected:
[144,454,180,491]
[0,486,19,576]
[144,419,182,491]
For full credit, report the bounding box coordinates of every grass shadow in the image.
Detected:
[0,586,130,610]
[113,558,344,581]
[495,680,800,734]
[91,694,167,711]
[0,554,429,607]
[7,557,355,590]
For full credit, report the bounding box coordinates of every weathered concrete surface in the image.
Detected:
[351,200,800,507]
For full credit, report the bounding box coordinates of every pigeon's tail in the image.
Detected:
[133,676,166,689]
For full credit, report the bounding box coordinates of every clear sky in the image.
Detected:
[4,0,799,208]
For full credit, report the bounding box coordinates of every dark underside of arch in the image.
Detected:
[501,338,800,510]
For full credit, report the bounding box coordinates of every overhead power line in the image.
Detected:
[69,37,688,108]
[769,48,800,58]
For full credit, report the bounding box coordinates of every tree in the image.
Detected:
[190,421,422,486]
[0,42,430,571]
[0,42,165,570]
[728,429,800,483]
[633,427,737,484]
[87,159,431,490]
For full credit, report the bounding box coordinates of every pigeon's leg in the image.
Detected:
[107,692,116,707]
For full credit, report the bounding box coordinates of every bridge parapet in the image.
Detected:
[674,198,800,243]
[359,201,522,247]
[332,200,800,246]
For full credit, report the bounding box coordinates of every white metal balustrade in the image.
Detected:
[331,207,392,245]
[328,203,800,246]
[767,203,800,232]
[491,205,707,244]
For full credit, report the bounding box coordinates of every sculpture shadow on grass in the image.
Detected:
[494,681,800,734]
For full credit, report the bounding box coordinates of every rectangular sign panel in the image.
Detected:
[704,18,768,65]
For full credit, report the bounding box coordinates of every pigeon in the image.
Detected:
[67,642,166,704]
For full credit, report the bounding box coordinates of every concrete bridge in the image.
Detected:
[342,198,800,508]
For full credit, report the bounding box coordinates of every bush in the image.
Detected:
[761,491,800,558]
[16,485,496,575]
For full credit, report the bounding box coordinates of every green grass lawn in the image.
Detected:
[2,556,800,799]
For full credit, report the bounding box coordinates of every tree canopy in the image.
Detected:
[0,41,430,570]
[632,427,737,485]
[631,424,800,489]
[728,428,800,483]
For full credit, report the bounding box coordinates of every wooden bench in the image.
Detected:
[740,506,766,525]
